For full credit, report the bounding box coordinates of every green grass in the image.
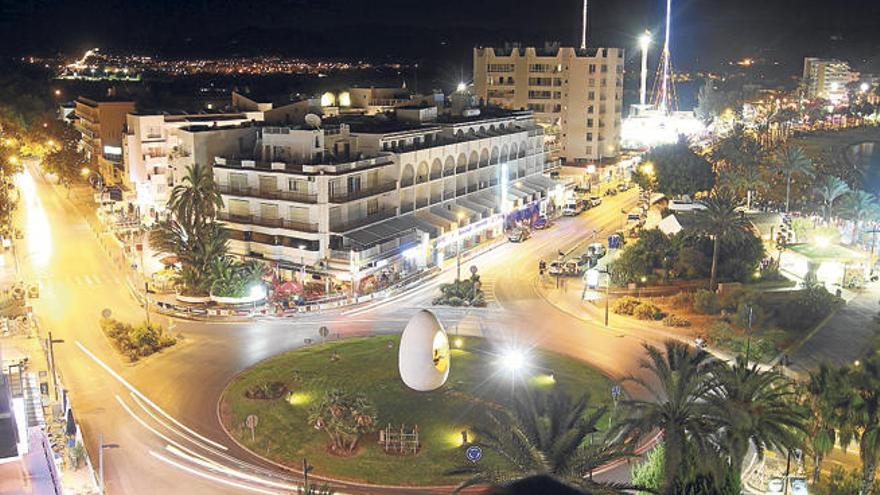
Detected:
[788,243,865,261]
[220,335,615,486]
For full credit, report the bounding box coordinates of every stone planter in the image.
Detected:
[175,293,212,304]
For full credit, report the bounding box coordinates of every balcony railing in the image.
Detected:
[218,184,318,204]
[329,208,396,233]
[328,181,397,204]
[218,212,319,233]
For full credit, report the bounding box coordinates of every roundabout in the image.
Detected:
[218,334,617,486]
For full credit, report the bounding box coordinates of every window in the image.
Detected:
[527,103,546,112]
[527,90,553,99]
[587,132,593,141]
[587,105,594,114]
[552,104,562,112]
[347,175,361,193]
[488,63,514,72]
[230,172,248,191]
[553,91,562,99]
[289,206,309,223]
[588,78,595,87]
[528,63,552,73]
[229,199,249,216]
[587,118,594,127]
[601,64,608,73]
[588,91,595,100]
[588,64,596,74]
[260,203,278,220]
[528,77,554,86]
[367,198,379,216]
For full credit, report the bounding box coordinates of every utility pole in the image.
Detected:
[46,331,58,400]
[302,458,314,493]
[143,282,151,325]
[745,305,753,362]
[99,432,104,493]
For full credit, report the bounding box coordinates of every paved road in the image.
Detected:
[15,163,667,494]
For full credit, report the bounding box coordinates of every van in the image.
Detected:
[562,200,582,216]
[626,210,642,224]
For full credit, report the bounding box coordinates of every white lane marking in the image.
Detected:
[149,451,284,495]
[164,445,302,492]
[75,340,228,451]
[129,393,296,482]
[115,395,213,464]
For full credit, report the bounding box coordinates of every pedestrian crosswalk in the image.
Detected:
[478,275,498,305]
[33,273,119,290]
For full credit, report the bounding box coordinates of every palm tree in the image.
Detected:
[774,145,814,213]
[709,357,804,485]
[168,163,224,228]
[693,193,752,290]
[801,365,842,484]
[815,175,850,223]
[846,355,880,495]
[611,342,720,494]
[719,166,764,211]
[450,389,634,493]
[841,190,878,246]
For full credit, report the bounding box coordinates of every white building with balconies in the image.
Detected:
[213,105,563,295]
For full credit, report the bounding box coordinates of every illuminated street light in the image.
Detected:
[46,139,55,147]
[54,89,61,96]
[640,161,654,175]
[860,82,870,93]
[500,349,528,374]
[81,167,90,177]
[8,156,19,165]
[814,235,830,248]
[638,31,651,50]
[456,82,467,93]
[249,284,266,300]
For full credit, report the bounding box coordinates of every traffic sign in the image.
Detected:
[611,385,621,401]
[465,445,482,463]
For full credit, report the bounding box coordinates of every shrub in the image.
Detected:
[634,302,663,320]
[815,466,880,495]
[668,291,694,310]
[99,317,176,361]
[693,289,720,314]
[611,296,641,315]
[433,279,484,307]
[244,382,288,400]
[777,285,842,332]
[662,314,692,327]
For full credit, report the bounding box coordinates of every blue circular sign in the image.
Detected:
[465,445,482,463]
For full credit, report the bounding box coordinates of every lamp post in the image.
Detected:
[745,305,753,362]
[298,244,307,285]
[456,212,465,281]
[638,31,651,107]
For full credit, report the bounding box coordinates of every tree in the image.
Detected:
[611,342,721,494]
[846,354,880,495]
[815,176,850,222]
[308,389,377,455]
[709,357,804,487]
[642,137,714,198]
[693,193,752,290]
[774,146,814,213]
[149,164,229,295]
[711,129,767,210]
[802,365,843,485]
[841,190,878,246]
[450,388,634,493]
[631,444,665,494]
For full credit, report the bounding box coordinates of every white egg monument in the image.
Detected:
[398,310,450,392]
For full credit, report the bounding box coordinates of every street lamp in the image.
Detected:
[298,244,307,285]
[640,162,654,176]
[81,167,90,177]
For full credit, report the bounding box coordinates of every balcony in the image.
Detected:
[218,212,319,233]
[329,208,396,233]
[328,181,397,204]
[218,184,318,204]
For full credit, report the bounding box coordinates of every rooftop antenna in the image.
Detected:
[659,0,672,114]
[580,0,588,50]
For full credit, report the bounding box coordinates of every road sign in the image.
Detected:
[246,414,259,442]
[611,385,621,401]
[469,265,478,275]
[465,445,482,463]
[319,326,329,338]
[101,308,112,319]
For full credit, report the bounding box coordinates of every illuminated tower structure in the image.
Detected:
[652,0,677,114]
[580,0,588,51]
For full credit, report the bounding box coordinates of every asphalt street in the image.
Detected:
[15,163,670,494]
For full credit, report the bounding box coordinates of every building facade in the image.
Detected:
[803,57,859,104]
[73,97,136,186]
[473,44,624,165]
[212,107,562,294]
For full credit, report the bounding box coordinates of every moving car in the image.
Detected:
[508,227,531,243]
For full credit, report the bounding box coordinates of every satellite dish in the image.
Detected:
[304,113,322,129]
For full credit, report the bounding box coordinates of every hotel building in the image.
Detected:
[212,105,563,294]
[473,43,624,165]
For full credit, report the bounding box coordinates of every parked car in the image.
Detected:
[789,477,808,495]
[617,182,631,192]
[767,477,784,494]
[562,199,585,216]
[533,216,552,230]
[626,210,643,225]
[586,243,607,260]
[508,227,531,243]
[589,195,602,207]
[603,188,617,196]
[548,259,582,276]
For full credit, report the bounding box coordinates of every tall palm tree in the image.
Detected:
[709,357,805,485]
[802,365,842,484]
[846,355,880,495]
[450,389,634,494]
[774,145,814,213]
[815,175,850,223]
[841,190,878,246]
[719,166,764,211]
[168,163,224,228]
[693,193,752,290]
[611,342,720,494]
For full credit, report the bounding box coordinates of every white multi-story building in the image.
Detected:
[803,57,859,104]
[473,43,624,165]
[123,111,263,218]
[212,106,563,294]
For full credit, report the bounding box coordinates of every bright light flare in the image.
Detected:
[456,82,467,93]
[638,31,651,50]
[499,349,528,374]
[814,235,830,248]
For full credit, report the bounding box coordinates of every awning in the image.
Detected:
[456,197,492,218]
[344,215,425,249]
[525,175,561,191]
[415,210,456,233]
[430,205,460,223]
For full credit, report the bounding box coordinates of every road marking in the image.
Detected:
[75,340,228,451]
[115,395,213,464]
[148,451,285,495]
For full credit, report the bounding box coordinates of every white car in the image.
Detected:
[589,195,602,207]
[789,477,808,495]
[767,477,784,494]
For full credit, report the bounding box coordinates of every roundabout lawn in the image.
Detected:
[219,335,616,486]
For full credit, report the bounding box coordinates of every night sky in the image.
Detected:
[1,0,879,72]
